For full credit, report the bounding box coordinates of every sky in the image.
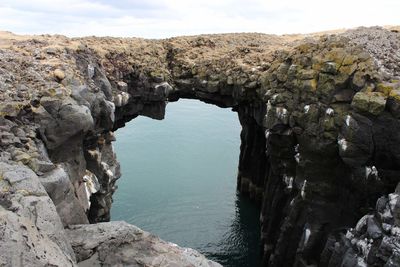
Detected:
[0,0,398,38]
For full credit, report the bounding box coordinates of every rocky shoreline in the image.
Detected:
[0,26,400,266]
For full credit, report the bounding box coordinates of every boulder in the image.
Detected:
[54,69,66,81]
[34,99,94,149]
[0,162,76,266]
[39,166,89,226]
[351,92,386,115]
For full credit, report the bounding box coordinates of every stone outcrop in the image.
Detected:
[65,221,221,267]
[320,183,400,267]
[0,26,399,266]
[0,161,76,266]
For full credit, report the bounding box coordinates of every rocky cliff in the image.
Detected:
[0,26,399,266]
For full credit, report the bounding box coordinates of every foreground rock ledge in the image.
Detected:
[66,221,221,267]
[0,26,400,266]
[0,161,220,267]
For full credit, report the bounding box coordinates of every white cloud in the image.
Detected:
[0,0,398,38]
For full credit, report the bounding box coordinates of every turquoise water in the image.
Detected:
[111,99,261,267]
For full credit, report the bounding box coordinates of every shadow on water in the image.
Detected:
[207,193,261,267]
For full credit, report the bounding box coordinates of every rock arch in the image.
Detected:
[72,29,399,266]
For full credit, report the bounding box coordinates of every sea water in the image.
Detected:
[111,99,261,267]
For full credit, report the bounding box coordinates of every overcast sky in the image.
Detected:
[0,0,398,38]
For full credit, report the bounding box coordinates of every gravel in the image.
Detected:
[342,26,400,80]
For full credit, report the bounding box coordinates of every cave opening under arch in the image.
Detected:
[111,98,262,267]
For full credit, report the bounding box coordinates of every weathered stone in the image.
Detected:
[321,61,338,74]
[87,64,95,79]
[113,92,130,107]
[28,159,56,173]
[245,80,258,89]
[46,47,58,55]
[385,252,400,267]
[34,99,94,149]
[287,64,300,80]
[155,81,173,97]
[387,89,400,118]
[351,92,387,115]
[302,78,317,91]
[0,162,76,266]
[116,81,128,91]
[54,68,66,81]
[377,82,399,96]
[298,69,316,80]
[276,63,290,82]
[65,222,222,267]
[389,88,400,101]
[0,101,25,117]
[91,66,113,100]
[323,183,400,267]
[39,166,89,226]
[12,151,31,164]
[317,73,336,98]
[367,216,383,239]
[333,89,355,102]
[227,76,234,85]
[263,102,289,129]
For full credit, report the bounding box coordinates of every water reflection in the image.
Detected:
[205,193,261,267]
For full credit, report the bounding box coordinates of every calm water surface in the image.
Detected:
[111,99,261,267]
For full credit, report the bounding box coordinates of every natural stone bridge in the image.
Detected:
[0,27,400,266]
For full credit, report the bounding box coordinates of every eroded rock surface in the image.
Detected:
[0,161,76,267]
[0,26,400,266]
[320,183,400,267]
[66,221,222,267]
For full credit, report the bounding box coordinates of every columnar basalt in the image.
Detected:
[0,27,399,266]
